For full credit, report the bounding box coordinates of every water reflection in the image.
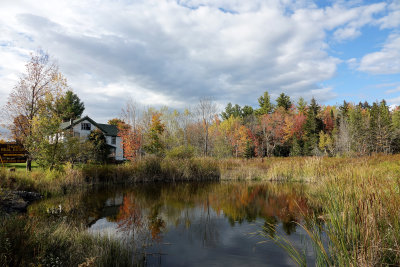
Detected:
[29,181,318,266]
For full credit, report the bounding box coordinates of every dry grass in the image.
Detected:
[0,214,134,267]
[234,155,400,266]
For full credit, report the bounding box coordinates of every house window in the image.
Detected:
[111,136,116,145]
[81,123,91,131]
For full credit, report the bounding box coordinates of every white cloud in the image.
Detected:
[358,34,400,75]
[378,1,400,29]
[386,86,400,94]
[0,0,394,122]
[388,96,400,106]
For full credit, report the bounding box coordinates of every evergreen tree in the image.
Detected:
[256,91,274,115]
[303,98,323,155]
[244,140,255,159]
[242,105,254,117]
[359,101,371,110]
[369,101,392,153]
[221,103,243,120]
[55,90,85,122]
[349,105,369,155]
[297,97,307,113]
[276,93,292,111]
[339,100,350,119]
[290,136,302,156]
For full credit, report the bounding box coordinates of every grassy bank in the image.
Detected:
[0,214,134,266]
[219,155,400,182]
[0,156,219,196]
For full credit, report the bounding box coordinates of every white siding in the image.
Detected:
[104,135,124,161]
[72,120,98,139]
[115,137,124,161]
[61,118,124,161]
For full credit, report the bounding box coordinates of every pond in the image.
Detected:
[28,181,320,266]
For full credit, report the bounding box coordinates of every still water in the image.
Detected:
[29,181,319,266]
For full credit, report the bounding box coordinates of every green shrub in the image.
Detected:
[166,145,196,159]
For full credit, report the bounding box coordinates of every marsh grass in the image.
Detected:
[0,214,134,267]
[251,155,400,266]
[0,156,220,195]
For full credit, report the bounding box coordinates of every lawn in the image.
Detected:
[2,162,38,171]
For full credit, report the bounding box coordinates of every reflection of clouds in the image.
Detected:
[89,218,126,239]
[82,182,318,265]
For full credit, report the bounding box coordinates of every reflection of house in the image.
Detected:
[60,116,123,161]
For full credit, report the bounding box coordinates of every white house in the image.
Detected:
[60,116,124,161]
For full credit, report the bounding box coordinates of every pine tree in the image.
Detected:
[242,105,254,117]
[55,90,85,122]
[221,103,242,120]
[297,97,307,113]
[256,91,274,115]
[244,140,254,159]
[276,93,292,111]
[289,136,302,156]
[303,98,323,156]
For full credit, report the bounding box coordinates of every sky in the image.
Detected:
[0,0,399,125]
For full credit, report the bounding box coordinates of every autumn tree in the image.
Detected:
[108,118,125,126]
[259,107,286,156]
[196,97,217,157]
[2,51,66,170]
[119,100,142,161]
[143,113,165,156]
[178,108,193,147]
[28,93,64,169]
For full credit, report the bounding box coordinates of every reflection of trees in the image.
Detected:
[30,181,316,247]
[209,183,311,235]
[148,204,166,241]
[200,198,219,248]
[116,195,143,231]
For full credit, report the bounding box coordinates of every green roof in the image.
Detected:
[60,116,118,136]
[97,123,118,136]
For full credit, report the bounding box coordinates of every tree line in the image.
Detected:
[2,51,400,171]
[117,91,400,160]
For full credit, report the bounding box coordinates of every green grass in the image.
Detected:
[2,162,39,171]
